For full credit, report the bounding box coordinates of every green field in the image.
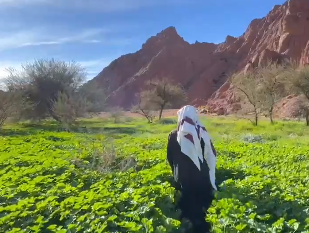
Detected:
[1,116,309,233]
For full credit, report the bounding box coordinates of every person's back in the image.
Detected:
[166,106,217,233]
[167,129,212,192]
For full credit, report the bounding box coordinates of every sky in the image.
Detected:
[0,0,287,81]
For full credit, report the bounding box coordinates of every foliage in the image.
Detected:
[71,136,135,174]
[285,64,309,126]
[242,134,264,143]
[0,90,32,129]
[232,70,264,126]
[141,78,187,120]
[51,90,90,130]
[258,62,287,124]
[109,107,124,123]
[3,59,87,121]
[78,81,107,113]
[158,118,177,125]
[1,117,309,232]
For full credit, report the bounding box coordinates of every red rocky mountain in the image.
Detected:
[92,0,309,116]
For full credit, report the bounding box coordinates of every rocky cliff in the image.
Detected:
[93,26,223,108]
[92,0,309,115]
[207,0,309,115]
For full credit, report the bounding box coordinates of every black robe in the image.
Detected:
[166,129,216,232]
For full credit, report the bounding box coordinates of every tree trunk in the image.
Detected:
[254,109,258,126]
[269,107,274,124]
[147,116,153,123]
[306,108,309,126]
[158,104,165,120]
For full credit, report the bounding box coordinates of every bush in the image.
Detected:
[242,134,264,143]
[72,137,137,174]
[109,107,124,123]
[0,91,32,129]
[4,59,87,121]
[158,118,177,125]
[124,117,133,122]
[4,59,107,122]
[72,137,117,173]
[51,90,89,131]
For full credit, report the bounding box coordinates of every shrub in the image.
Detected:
[109,107,124,123]
[72,137,137,174]
[51,90,89,131]
[0,91,32,129]
[158,118,177,125]
[242,134,264,143]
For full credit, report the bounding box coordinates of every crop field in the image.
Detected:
[1,116,309,233]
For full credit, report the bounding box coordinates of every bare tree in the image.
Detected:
[0,91,31,129]
[130,93,155,123]
[109,107,123,123]
[231,69,263,126]
[143,78,187,120]
[258,62,287,124]
[285,64,309,126]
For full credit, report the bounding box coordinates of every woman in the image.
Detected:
[166,105,217,233]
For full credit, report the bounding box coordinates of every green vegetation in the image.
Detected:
[1,59,106,130]
[231,61,309,126]
[1,116,309,232]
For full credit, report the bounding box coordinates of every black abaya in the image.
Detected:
[166,129,215,232]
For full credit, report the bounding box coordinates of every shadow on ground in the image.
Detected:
[215,166,247,187]
[154,167,249,232]
[158,165,307,232]
[0,121,142,137]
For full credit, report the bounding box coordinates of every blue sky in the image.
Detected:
[0,0,287,80]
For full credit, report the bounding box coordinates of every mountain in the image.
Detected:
[207,0,309,115]
[92,0,309,115]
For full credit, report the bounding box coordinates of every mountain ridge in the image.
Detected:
[92,0,309,116]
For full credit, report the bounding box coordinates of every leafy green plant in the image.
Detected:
[1,117,309,232]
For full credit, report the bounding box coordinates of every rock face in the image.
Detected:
[207,0,309,115]
[274,95,305,118]
[92,0,309,115]
[93,27,223,108]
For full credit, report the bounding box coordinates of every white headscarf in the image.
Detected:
[177,105,217,190]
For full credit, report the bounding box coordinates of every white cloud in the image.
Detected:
[0,28,113,52]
